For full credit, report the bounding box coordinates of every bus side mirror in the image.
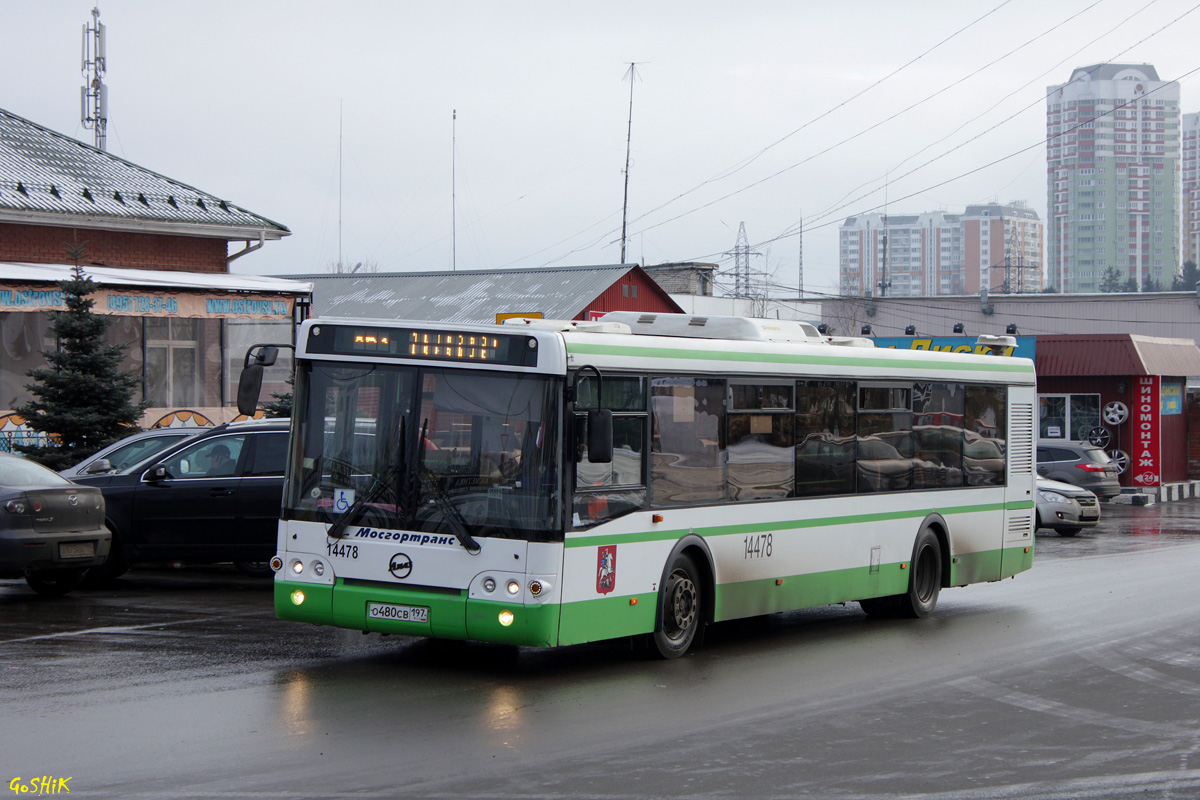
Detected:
[587,409,613,464]
[237,363,264,417]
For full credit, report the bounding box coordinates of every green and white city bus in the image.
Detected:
[261,312,1036,658]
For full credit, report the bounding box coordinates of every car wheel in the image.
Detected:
[1057,527,1081,537]
[25,568,86,597]
[81,525,129,586]
[234,561,274,578]
[652,553,702,659]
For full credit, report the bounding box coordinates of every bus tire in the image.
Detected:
[896,527,942,619]
[653,553,702,659]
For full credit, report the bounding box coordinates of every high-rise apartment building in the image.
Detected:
[1182,112,1200,268]
[838,202,1042,297]
[1046,64,1180,292]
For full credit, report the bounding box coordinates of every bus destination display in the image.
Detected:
[308,324,538,367]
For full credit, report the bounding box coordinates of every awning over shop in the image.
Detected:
[1036,334,1200,377]
[0,262,311,320]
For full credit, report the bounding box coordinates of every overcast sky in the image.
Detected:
[4,1,1200,297]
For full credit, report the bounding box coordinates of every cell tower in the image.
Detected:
[81,7,108,151]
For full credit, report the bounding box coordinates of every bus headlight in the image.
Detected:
[482,577,496,593]
[498,610,514,626]
[312,561,325,577]
[505,579,520,596]
[290,589,306,606]
[291,560,304,575]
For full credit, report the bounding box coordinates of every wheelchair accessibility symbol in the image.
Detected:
[334,489,355,511]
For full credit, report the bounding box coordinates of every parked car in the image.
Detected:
[71,419,289,581]
[1035,476,1101,536]
[1036,442,1121,499]
[59,427,204,479]
[0,453,110,595]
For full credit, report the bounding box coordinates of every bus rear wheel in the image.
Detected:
[895,527,942,618]
[859,527,942,619]
[653,553,701,659]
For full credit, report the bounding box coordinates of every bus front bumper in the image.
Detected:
[274,578,561,648]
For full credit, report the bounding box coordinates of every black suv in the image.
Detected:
[72,419,290,580]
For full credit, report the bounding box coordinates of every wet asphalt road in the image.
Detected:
[3,502,1200,800]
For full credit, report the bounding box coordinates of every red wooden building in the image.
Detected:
[1035,334,1200,489]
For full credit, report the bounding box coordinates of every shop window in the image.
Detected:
[145,318,221,408]
[1038,393,1099,440]
[225,319,293,407]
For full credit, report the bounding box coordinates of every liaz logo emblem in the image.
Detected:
[596,545,616,595]
[389,553,413,579]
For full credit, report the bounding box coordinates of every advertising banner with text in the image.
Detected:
[0,284,294,319]
[1132,375,1161,488]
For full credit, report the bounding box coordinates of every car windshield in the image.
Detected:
[105,433,195,471]
[287,361,562,542]
[0,456,72,486]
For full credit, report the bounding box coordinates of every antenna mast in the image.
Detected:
[620,63,639,264]
[80,7,108,151]
[452,109,457,271]
[797,214,804,298]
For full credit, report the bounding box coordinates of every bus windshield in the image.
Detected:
[287,361,563,542]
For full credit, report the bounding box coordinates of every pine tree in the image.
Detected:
[260,373,293,419]
[16,244,148,470]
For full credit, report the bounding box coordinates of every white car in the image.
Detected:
[1035,476,1101,537]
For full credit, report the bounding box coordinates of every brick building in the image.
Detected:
[0,106,309,447]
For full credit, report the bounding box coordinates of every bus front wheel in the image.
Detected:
[653,553,702,659]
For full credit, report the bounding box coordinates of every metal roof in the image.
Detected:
[288,264,660,322]
[0,107,289,240]
[0,261,311,296]
[1035,334,1200,377]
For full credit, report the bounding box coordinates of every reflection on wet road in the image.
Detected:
[3,501,1200,799]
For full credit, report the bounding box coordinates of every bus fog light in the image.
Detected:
[290,589,306,606]
[291,559,304,575]
[312,561,325,576]
[505,579,520,595]
[483,577,496,593]
[498,610,514,626]
[270,556,283,572]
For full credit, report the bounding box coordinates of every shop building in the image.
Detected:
[0,106,308,447]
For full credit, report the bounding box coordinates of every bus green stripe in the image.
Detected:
[565,499,1034,548]
[565,342,1035,374]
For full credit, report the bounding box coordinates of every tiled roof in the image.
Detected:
[0,107,289,239]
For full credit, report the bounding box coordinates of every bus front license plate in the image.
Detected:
[367,602,429,623]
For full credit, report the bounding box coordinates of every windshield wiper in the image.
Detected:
[415,419,480,554]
